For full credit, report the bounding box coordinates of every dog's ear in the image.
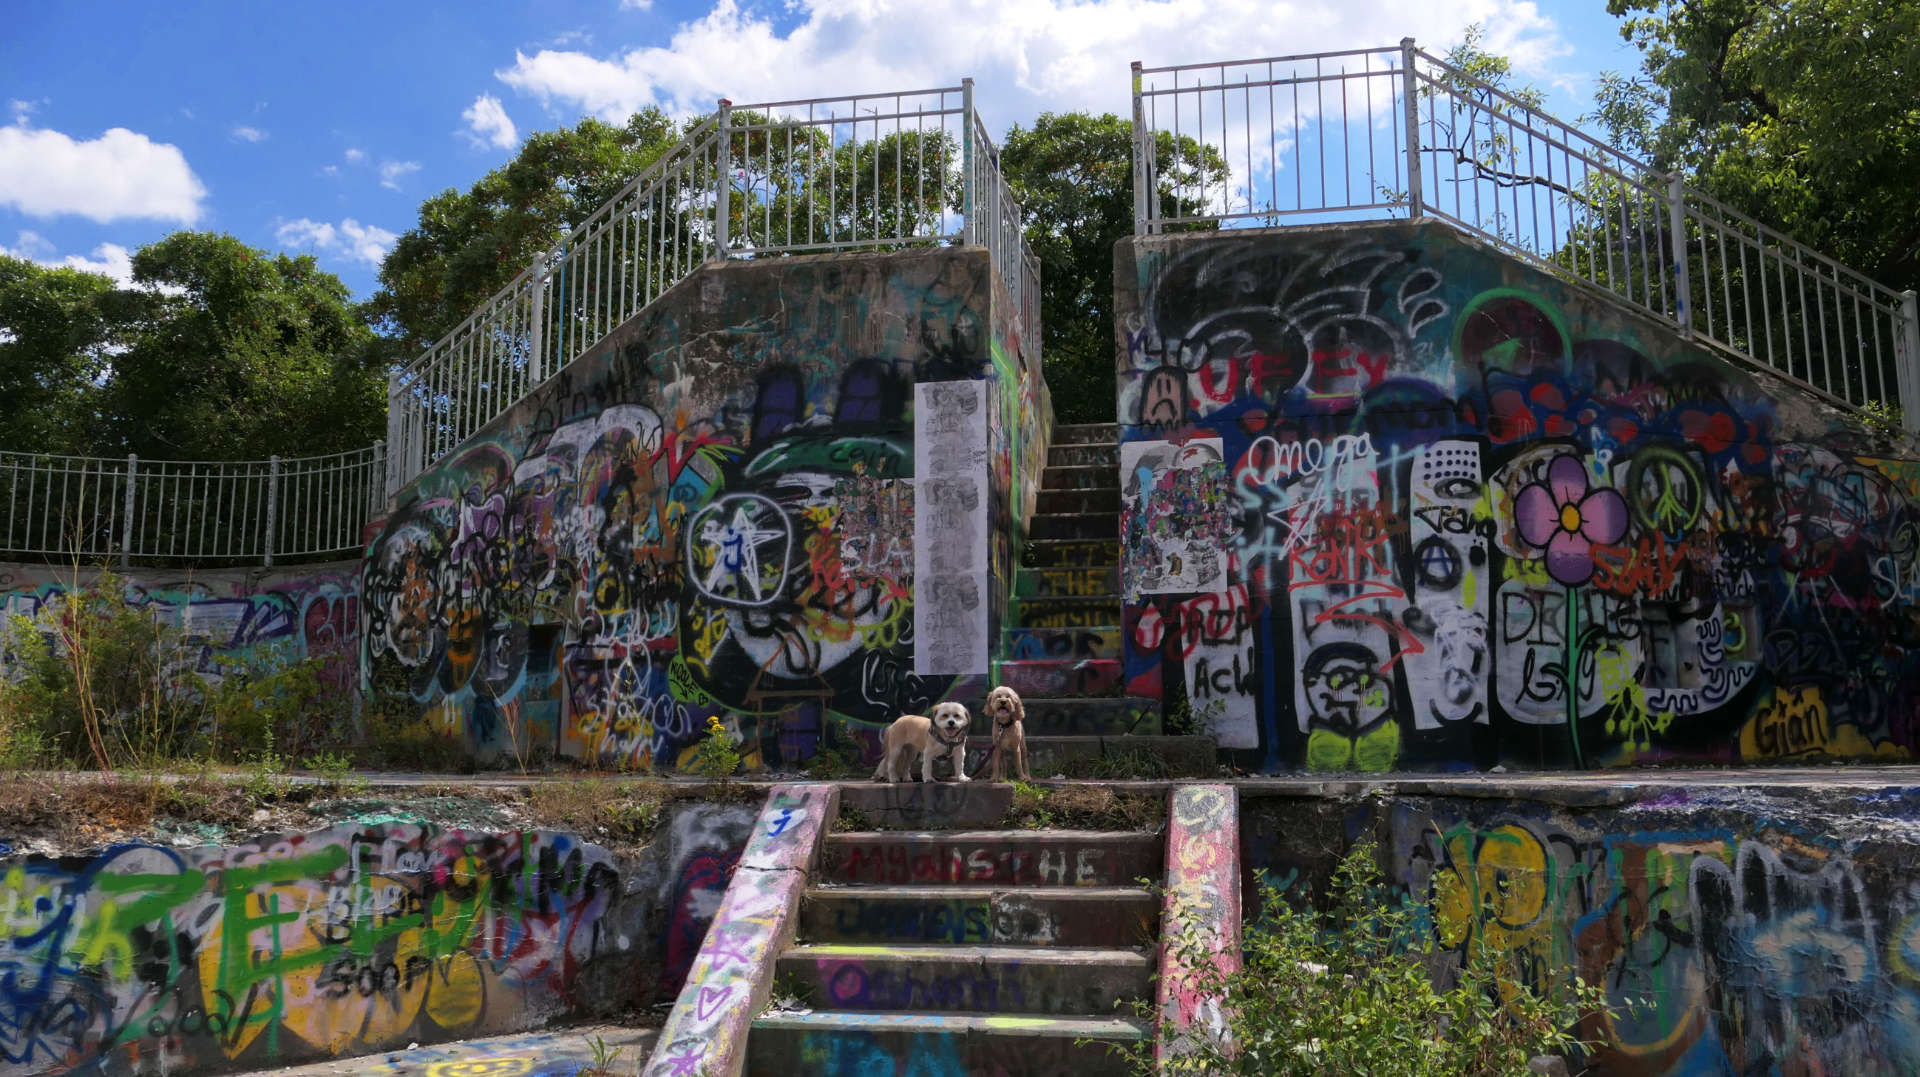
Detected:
[1014,694,1025,722]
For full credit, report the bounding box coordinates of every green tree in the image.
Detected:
[0,257,123,453]
[999,113,1226,424]
[1596,0,1920,289]
[367,111,684,358]
[101,233,380,459]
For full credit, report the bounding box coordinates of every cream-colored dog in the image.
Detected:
[984,685,1030,781]
[872,701,973,784]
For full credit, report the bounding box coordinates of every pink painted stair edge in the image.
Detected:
[1156,784,1241,1066]
[643,783,840,1077]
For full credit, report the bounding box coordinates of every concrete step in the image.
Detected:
[1021,537,1121,568]
[746,1011,1151,1076]
[839,779,1012,829]
[994,658,1124,698]
[1001,625,1123,661]
[962,734,1213,778]
[1015,697,1162,736]
[1048,443,1118,468]
[775,943,1153,1016]
[1050,423,1120,445]
[823,830,1163,887]
[1012,594,1123,629]
[1040,464,1117,492]
[1029,512,1118,541]
[798,885,1157,947]
[1013,564,1119,598]
[1035,486,1119,515]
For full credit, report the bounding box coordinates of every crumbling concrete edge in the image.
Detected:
[1155,784,1241,1069]
[641,782,839,1077]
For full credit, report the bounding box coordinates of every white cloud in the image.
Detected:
[231,124,267,142]
[0,124,206,224]
[619,0,651,8]
[321,164,340,177]
[378,159,421,190]
[275,217,398,268]
[496,0,1567,126]
[462,94,519,150]
[345,147,367,163]
[1,230,138,286]
[8,99,44,126]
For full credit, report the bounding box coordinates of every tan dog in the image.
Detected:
[984,685,1030,781]
[872,701,973,784]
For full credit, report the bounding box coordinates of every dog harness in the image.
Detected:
[932,723,968,751]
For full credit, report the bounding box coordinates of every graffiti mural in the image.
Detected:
[0,562,361,695]
[0,824,628,1076]
[1117,223,1920,771]
[363,250,1038,769]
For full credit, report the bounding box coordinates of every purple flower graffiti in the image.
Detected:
[1515,455,1628,586]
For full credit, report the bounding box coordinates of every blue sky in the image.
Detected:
[3,1,1638,301]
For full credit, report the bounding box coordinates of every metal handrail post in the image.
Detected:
[714,99,733,260]
[526,253,548,386]
[1132,61,1151,234]
[1668,174,1693,336]
[120,454,136,569]
[371,440,386,517]
[263,455,280,568]
[1400,38,1423,219]
[1900,289,1920,433]
[961,79,976,246]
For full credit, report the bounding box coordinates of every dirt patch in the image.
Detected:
[1008,783,1165,830]
[0,772,774,856]
[0,771,323,853]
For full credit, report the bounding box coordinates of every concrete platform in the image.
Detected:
[776,942,1152,1015]
[221,1025,659,1077]
[799,884,1158,947]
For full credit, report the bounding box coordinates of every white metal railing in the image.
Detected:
[1132,40,1920,428]
[0,445,382,566]
[388,80,1039,493]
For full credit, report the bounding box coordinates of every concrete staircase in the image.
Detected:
[979,422,1195,775]
[745,784,1158,1073]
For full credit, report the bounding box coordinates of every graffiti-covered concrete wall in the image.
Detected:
[1117,220,1920,771]
[0,798,757,1076]
[0,561,361,695]
[1241,783,1920,1076]
[364,248,1043,769]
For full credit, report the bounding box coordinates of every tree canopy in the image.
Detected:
[366,111,684,358]
[0,234,380,459]
[1000,112,1226,423]
[1596,0,1920,290]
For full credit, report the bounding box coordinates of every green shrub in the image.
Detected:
[0,572,358,770]
[1130,841,1612,1076]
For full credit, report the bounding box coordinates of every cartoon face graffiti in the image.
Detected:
[1302,642,1391,738]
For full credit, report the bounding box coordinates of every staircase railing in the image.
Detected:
[388,81,1039,495]
[1131,40,1920,429]
[0,444,383,566]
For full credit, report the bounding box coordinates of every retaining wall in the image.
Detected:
[0,797,756,1076]
[1240,780,1920,1076]
[1116,220,1920,772]
[364,247,1045,770]
[0,560,361,696]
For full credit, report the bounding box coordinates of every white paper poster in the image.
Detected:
[913,380,990,676]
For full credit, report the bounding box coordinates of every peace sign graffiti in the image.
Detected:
[1625,447,1703,537]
